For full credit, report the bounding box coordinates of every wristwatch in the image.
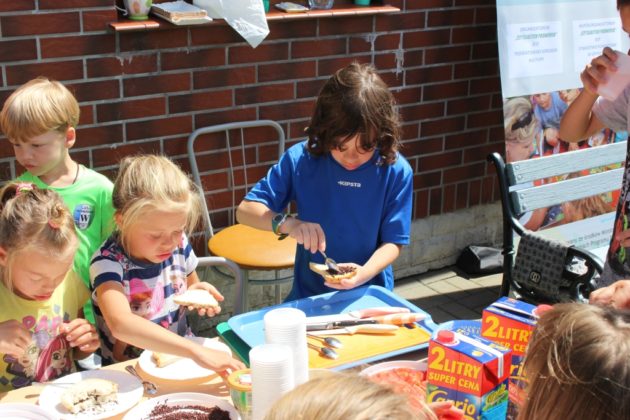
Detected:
[271,213,292,240]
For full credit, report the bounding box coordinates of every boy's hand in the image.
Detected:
[324,263,369,290]
[63,319,99,354]
[0,320,31,358]
[187,283,223,317]
[590,280,630,310]
[581,47,618,94]
[428,401,465,420]
[192,345,246,376]
[284,218,326,254]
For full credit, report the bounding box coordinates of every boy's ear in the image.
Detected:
[114,212,123,228]
[0,246,8,267]
[64,127,76,149]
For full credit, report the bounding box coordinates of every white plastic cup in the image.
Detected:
[250,343,294,420]
[597,50,630,101]
[264,308,309,385]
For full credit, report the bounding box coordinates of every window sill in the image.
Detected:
[109,5,401,32]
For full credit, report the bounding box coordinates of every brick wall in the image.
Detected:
[0,0,504,275]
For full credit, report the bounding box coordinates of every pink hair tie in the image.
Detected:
[15,182,33,196]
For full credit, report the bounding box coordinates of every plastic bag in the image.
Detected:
[456,245,503,275]
[194,0,269,48]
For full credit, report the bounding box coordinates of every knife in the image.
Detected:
[309,324,398,336]
[369,313,427,325]
[306,319,378,331]
[305,307,411,324]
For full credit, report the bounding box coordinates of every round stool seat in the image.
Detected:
[209,224,296,270]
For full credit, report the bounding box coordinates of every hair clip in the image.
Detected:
[48,219,60,230]
[15,183,34,196]
[511,111,534,131]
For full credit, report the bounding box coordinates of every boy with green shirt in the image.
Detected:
[0,77,114,326]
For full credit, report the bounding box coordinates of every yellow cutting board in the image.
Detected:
[308,324,432,369]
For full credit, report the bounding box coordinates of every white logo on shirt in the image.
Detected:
[338,181,361,188]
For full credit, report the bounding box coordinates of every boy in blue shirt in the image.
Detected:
[237,62,413,300]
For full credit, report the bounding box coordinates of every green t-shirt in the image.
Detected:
[18,167,114,321]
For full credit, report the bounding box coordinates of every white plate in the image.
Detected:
[122,392,241,420]
[138,336,232,380]
[38,370,143,420]
[359,358,427,377]
[0,403,57,420]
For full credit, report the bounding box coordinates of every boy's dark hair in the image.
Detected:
[619,0,630,9]
[305,62,402,165]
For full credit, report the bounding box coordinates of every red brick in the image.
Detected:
[79,104,95,125]
[428,8,474,27]
[319,15,373,36]
[404,29,451,49]
[194,66,256,90]
[407,0,453,9]
[41,34,115,59]
[406,137,444,157]
[229,43,289,65]
[425,45,471,64]
[0,1,34,12]
[293,38,347,59]
[123,73,190,97]
[423,81,468,101]
[258,60,317,83]
[469,76,501,95]
[119,30,188,52]
[447,95,492,115]
[374,53,400,71]
[163,135,193,158]
[481,175,496,204]
[469,178,482,206]
[376,11,425,32]
[420,150,462,171]
[467,110,502,129]
[235,83,294,105]
[318,56,372,77]
[476,6,497,25]
[6,61,83,85]
[92,141,162,167]
[456,182,469,210]
[77,124,123,147]
[97,97,166,122]
[260,100,313,121]
[414,189,429,219]
[83,9,118,32]
[393,86,423,105]
[0,161,13,181]
[443,183,456,213]
[404,50,424,67]
[463,143,501,164]
[429,187,442,215]
[40,0,111,8]
[444,162,485,184]
[452,25,496,44]
[190,25,244,46]
[296,79,325,99]
[267,20,317,40]
[421,116,466,137]
[87,54,158,78]
[126,115,192,141]
[0,39,37,62]
[445,129,488,150]
[374,33,402,51]
[288,121,310,139]
[401,102,445,122]
[406,65,452,85]
[162,48,225,71]
[194,108,258,128]
[454,59,498,79]
[350,37,372,54]
[1,12,80,37]
[414,170,442,189]
[68,79,120,102]
[169,90,233,113]
[472,42,498,60]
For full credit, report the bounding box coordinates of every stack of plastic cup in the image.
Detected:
[250,343,294,420]
[263,307,309,385]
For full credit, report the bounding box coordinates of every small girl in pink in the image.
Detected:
[0,183,99,391]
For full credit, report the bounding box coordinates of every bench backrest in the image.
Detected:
[507,142,625,215]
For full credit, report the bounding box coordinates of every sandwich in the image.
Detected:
[152,351,183,368]
[309,262,357,284]
[60,378,118,414]
[173,289,220,309]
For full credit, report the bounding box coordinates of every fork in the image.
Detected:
[125,365,158,395]
[319,250,340,274]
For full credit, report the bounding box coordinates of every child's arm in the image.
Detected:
[0,320,32,358]
[559,47,618,142]
[97,281,245,373]
[325,242,401,290]
[590,279,630,309]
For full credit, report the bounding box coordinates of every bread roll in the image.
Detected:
[309,262,357,284]
[173,289,219,308]
[152,351,183,368]
[60,378,118,414]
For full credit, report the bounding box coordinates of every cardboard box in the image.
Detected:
[427,330,511,420]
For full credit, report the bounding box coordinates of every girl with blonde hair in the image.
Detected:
[90,155,244,373]
[518,303,630,420]
[504,96,541,163]
[0,183,99,391]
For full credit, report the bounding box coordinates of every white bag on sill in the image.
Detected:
[194,0,269,48]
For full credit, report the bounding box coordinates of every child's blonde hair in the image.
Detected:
[518,303,630,420]
[0,183,77,290]
[263,371,434,420]
[112,155,203,251]
[504,96,538,144]
[0,77,79,143]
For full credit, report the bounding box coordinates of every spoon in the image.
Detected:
[319,250,340,274]
[125,365,158,395]
[307,333,343,349]
[308,342,338,359]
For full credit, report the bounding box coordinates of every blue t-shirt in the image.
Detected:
[90,233,198,365]
[244,141,413,300]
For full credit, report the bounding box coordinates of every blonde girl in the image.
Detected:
[0,183,99,391]
[518,303,630,420]
[90,155,244,373]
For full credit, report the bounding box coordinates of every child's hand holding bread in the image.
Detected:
[174,283,223,317]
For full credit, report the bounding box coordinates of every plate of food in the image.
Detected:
[38,369,143,419]
[0,403,58,420]
[138,336,232,380]
[122,392,240,420]
[360,359,428,412]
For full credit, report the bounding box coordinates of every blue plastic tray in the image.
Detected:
[227,285,438,370]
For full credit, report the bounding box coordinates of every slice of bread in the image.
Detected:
[152,351,183,368]
[60,378,118,414]
[309,262,357,284]
[173,289,219,308]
